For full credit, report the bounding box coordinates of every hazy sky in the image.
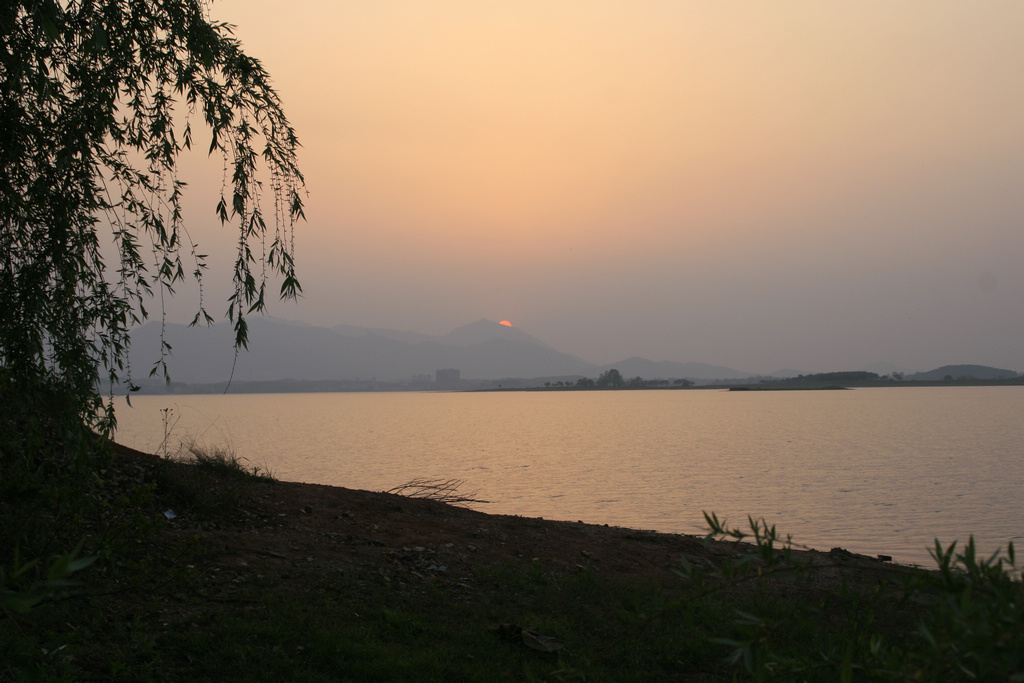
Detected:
[168,1,1024,374]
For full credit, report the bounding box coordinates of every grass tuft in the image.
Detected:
[177,439,277,482]
[155,439,275,515]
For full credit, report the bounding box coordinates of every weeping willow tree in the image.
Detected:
[0,0,304,449]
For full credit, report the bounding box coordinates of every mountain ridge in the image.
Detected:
[126,318,751,384]
[125,318,1014,387]
[907,364,1018,381]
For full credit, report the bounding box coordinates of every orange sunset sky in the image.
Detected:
[167,1,1024,374]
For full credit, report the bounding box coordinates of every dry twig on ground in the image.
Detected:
[386,478,490,506]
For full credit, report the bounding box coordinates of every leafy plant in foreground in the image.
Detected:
[0,542,96,615]
[692,512,1023,681]
[909,538,1023,681]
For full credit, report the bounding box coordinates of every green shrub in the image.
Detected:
[694,513,1023,681]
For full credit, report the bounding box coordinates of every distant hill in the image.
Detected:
[329,322,435,346]
[124,318,1021,389]
[859,361,918,377]
[765,369,805,379]
[328,318,557,351]
[127,318,596,384]
[439,319,556,350]
[766,362,918,380]
[125,318,755,386]
[908,364,1019,381]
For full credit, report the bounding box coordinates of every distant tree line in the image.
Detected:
[756,370,1024,387]
[543,369,694,390]
[770,371,880,385]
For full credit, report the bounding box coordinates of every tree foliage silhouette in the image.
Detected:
[596,368,624,388]
[0,0,304,438]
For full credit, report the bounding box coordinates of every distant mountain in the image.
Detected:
[327,319,556,351]
[129,318,1018,388]
[330,322,435,346]
[439,319,555,350]
[908,364,1019,381]
[125,318,759,386]
[765,369,805,379]
[765,363,919,380]
[602,357,754,381]
[860,361,917,377]
[129,318,419,383]
[444,337,591,377]
[127,318,595,384]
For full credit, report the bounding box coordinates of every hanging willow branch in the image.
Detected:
[0,0,305,435]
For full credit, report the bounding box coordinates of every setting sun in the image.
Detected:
[499,320,512,327]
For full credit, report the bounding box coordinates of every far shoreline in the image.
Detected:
[126,377,1024,395]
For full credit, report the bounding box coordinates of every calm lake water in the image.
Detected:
[113,387,1024,567]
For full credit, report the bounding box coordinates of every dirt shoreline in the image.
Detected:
[111,441,905,594]
[2,441,932,681]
